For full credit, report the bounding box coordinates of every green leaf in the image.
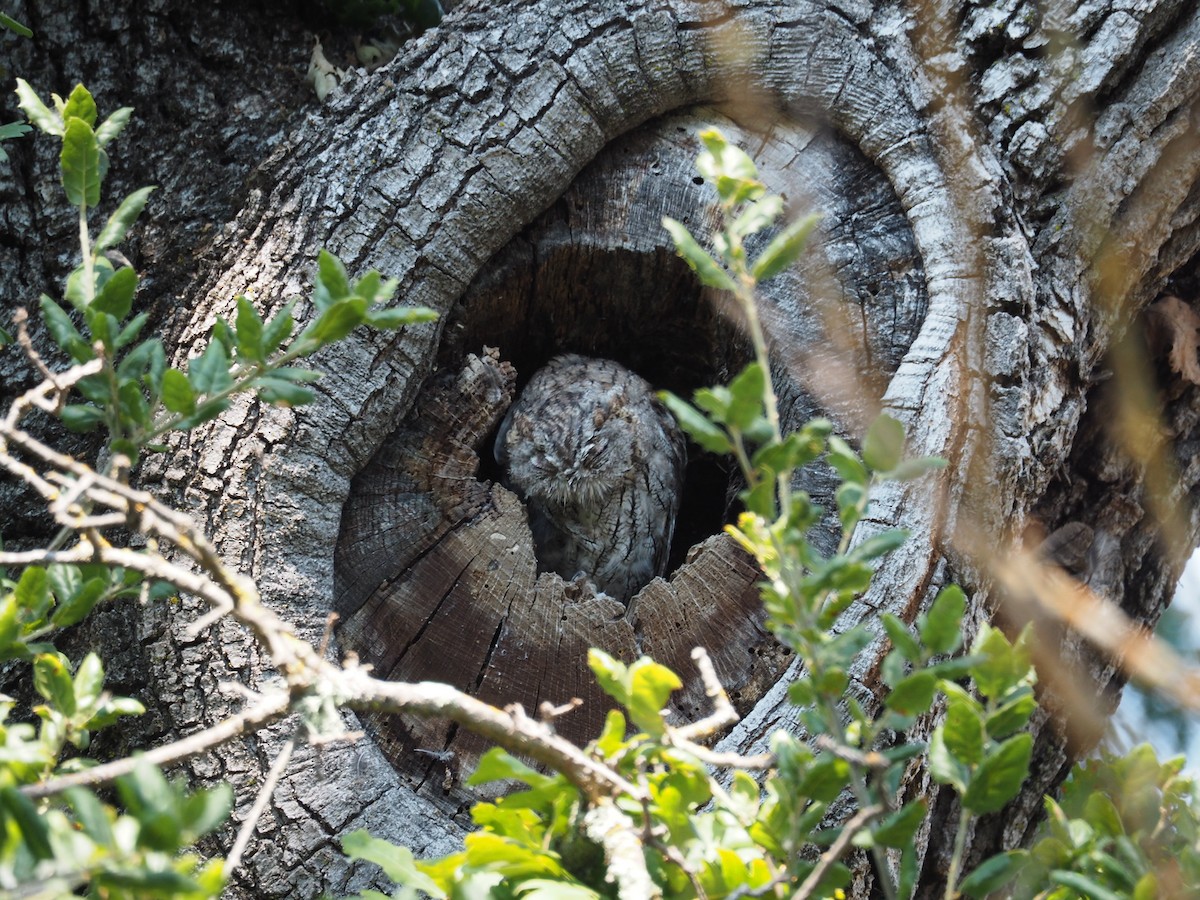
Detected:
[0,13,33,37]
[970,625,1034,701]
[885,672,936,716]
[115,335,159,380]
[984,688,1036,739]
[588,649,630,707]
[62,401,103,431]
[61,116,101,207]
[181,782,233,840]
[94,186,156,252]
[750,212,821,282]
[188,339,233,396]
[862,414,906,473]
[62,84,97,127]
[161,368,197,414]
[364,305,440,329]
[314,249,352,311]
[963,733,1033,814]
[304,297,368,345]
[885,455,948,481]
[942,698,985,767]
[34,651,76,715]
[343,830,447,897]
[0,324,11,346]
[659,391,732,453]
[15,78,63,136]
[235,295,266,364]
[849,529,909,562]
[39,294,91,361]
[94,106,133,147]
[65,787,115,845]
[255,377,314,407]
[731,194,783,239]
[928,728,969,793]
[873,800,926,848]
[1048,870,1126,900]
[626,657,682,737]
[15,566,52,620]
[91,265,138,318]
[919,585,966,655]
[727,363,765,430]
[0,787,53,860]
[73,651,106,706]
[881,614,921,662]
[468,747,552,789]
[662,217,737,292]
[958,850,1028,899]
[826,436,868,487]
[261,300,296,356]
[51,577,107,628]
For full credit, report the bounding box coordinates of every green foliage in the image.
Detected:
[1,81,438,898]
[1012,744,1200,898]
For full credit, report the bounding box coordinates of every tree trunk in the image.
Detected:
[4,0,1200,896]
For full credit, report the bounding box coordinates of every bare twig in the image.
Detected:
[791,804,883,900]
[20,691,291,800]
[225,735,296,878]
[584,801,661,900]
[671,647,740,742]
[814,735,892,771]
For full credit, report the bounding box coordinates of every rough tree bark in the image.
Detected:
[3,0,1200,897]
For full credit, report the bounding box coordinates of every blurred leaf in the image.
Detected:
[92,265,138,319]
[862,414,905,473]
[985,689,1036,739]
[881,614,920,662]
[0,787,53,859]
[750,212,821,282]
[261,299,296,356]
[94,106,133,147]
[364,305,439,329]
[15,78,63,136]
[62,84,98,127]
[958,850,1028,899]
[827,436,868,487]
[15,566,52,620]
[51,576,106,628]
[39,294,91,362]
[305,297,367,344]
[626,657,682,737]
[235,295,266,364]
[95,186,156,252]
[662,217,736,292]
[885,672,936,716]
[727,363,765,430]
[161,368,197,414]
[60,404,105,433]
[256,377,314,407]
[873,800,926,849]
[343,829,447,897]
[314,249,351,311]
[943,698,985,767]
[188,339,232,396]
[929,728,969,793]
[0,13,33,37]
[468,748,553,790]
[659,391,732,453]
[963,734,1032,814]
[34,651,76,715]
[920,585,966,655]
[61,116,101,207]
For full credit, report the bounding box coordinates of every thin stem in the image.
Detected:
[944,803,972,900]
[225,734,296,878]
[79,205,94,305]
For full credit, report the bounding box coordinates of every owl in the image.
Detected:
[494,354,687,603]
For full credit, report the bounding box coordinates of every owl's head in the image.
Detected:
[498,404,633,511]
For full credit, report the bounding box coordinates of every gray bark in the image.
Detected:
[4,0,1200,896]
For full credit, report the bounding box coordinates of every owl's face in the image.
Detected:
[503,406,633,511]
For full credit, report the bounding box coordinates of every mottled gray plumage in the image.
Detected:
[495,354,686,603]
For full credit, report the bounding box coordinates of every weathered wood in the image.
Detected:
[5,0,1200,896]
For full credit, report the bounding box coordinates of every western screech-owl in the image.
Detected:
[494,354,687,603]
